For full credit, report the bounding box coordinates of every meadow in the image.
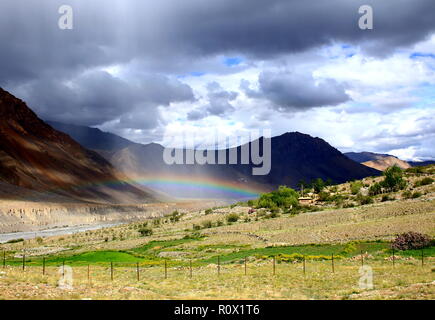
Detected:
[0,167,434,300]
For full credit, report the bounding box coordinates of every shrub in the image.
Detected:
[412,192,422,198]
[381,165,407,192]
[392,232,431,251]
[318,191,330,202]
[350,181,363,195]
[312,178,326,193]
[381,195,393,202]
[402,190,412,199]
[368,182,382,196]
[414,177,433,187]
[169,210,181,222]
[356,193,374,205]
[257,186,299,209]
[138,227,153,237]
[341,242,357,254]
[201,220,213,229]
[226,213,240,223]
[205,208,213,215]
[192,224,201,231]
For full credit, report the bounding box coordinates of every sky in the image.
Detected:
[0,0,434,161]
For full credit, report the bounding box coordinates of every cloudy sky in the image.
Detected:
[1,0,434,160]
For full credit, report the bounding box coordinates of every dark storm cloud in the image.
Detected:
[0,0,434,126]
[13,71,193,127]
[1,0,435,83]
[243,72,350,110]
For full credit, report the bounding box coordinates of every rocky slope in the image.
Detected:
[0,88,156,204]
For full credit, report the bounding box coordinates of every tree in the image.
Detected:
[257,186,299,209]
[368,182,382,196]
[381,165,407,192]
[350,181,363,195]
[312,178,326,193]
[138,227,153,237]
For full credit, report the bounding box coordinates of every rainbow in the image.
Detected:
[8,175,265,201]
[128,176,264,199]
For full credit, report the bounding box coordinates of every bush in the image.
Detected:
[381,165,407,192]
[169,210,181,222]
[412,192,422,198]
[402,190,412,199]
[392,232,432,251]
[312,178,326,193]
[138,227,153,237]
[368,182,382,196]
[341,242,357,254]
[226,213,240,223]
[350,181,363,195]
[257,186,299,209]
[318,191,330,202]
[381,195,393,202]
[201,220,213,229]
[414,177,433,187]
[356,193,374,205]
[205,208,213,215]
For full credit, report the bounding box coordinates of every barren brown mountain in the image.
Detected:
[362,156,411,171]
[0,88,156,204]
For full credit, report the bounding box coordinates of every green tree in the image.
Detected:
[350,181,363,195]
[312,178,326,193]
[368,182,382,196]
[381,165,407,192]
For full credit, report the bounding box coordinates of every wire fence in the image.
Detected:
[1,249,429,284]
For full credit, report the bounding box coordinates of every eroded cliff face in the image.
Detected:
[0,200,221,233]
[0,88,155,204]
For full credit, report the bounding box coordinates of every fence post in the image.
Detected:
[244,257,247,276]
[273,257,276,275]
[110,262,114,281]
[42,257,46,275]
[361,251,364,267]
[164,260,167,279]
[136,262,140,281]
[2,250,5,268]
[421,250,424,266]
[332,254,335,273]
[87,264,90,283]
[217,256,220,276]
[62,260,65,277]
[22,254,25,271]
[303,256,306,275]
[392,249,395,268]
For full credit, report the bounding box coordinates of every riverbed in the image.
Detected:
[0,222,124,243]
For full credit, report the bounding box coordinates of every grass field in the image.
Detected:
[0,259,433,300]
[1,170,434,300]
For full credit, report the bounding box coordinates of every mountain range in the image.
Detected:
[0,88,157,204]
[49,121,380,198]
[10,88,433,201]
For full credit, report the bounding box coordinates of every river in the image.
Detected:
[0,222,124,243]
